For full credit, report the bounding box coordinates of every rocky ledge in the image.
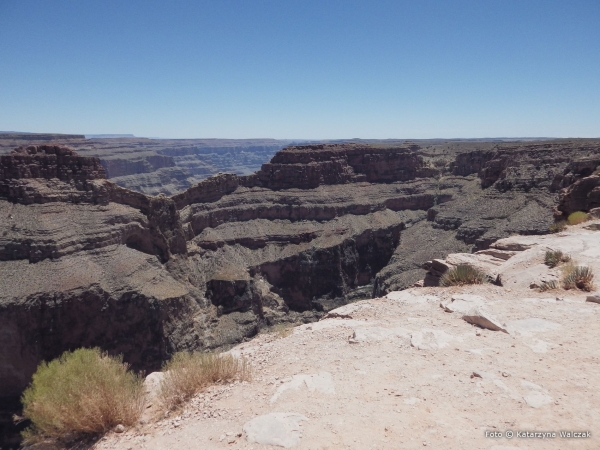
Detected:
[96,219,600,449]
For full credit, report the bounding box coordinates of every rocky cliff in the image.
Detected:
[2,139,600,447]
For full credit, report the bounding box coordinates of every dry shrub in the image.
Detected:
[562,264,595,291]
[439,264,488,287]
[544,250,570,268]
[21,348,144,444]
[160,352,250,411]
[538,280,559,292]
[549,221,567,233]
[567,211,589,225]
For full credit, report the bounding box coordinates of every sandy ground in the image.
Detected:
[94,225,600,450]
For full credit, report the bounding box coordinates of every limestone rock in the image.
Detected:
[243,413,308,448]
[386,291,440,305]
[523,391,553,408]
[411,329,456,350]
[270,372,335,403]
[440,294,485,314]
[462,307,508,333]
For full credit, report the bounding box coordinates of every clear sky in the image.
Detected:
[0,0,598,139]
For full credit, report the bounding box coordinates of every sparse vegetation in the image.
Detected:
[549,221,567,233]
[562,264,595,291]
[21,348,144,444]
[160,352,250,411]
[567,211,589,225]
[538,280,559,292]
[439,264,488,287]
[544,250,571,268]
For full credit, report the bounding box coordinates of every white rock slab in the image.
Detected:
[244,413,308,448]
[404,397,420,405]
[323,302,374,319]
[506,318,561,336]
[521,380,543,390]
[270,372,335,403]
[523,391,553,408]
[411,329,457,350]
[524,338,556,354]
[386,291,440,304]
[350,326,411,343]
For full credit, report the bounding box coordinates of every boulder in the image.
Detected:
[462,306,508,333]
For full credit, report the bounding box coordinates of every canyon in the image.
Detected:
[1,138,600,447]
[0,134,294,196]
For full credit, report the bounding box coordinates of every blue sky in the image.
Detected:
[0,0,598,139]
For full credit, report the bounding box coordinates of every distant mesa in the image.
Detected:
[85,134,136,139]
[0,132,85,140]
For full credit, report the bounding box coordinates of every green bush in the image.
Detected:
[562,265,595,291]
[549,221,567,233]
[21,348,144,444]
[544,250,570,268]
[439,264,488,287]
[567,211,589,225]
[160,352,250,411]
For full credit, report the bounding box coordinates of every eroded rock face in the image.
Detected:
[0,144,106,182]
[556,174,600,216]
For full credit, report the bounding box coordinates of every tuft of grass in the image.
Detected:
[562,264,595,291]
[549,221,567,233]
[544,250,571,268]
[160,352,250,411]
[439,264,488,287]
[567,211,589,225]
[538,280,559,292]
[21,348,144,444]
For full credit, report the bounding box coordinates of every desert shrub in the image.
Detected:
[562,264,595,291]
[21,348,144,444]
[544,250,570,268]
[549,221,567,233]
[538,280,559,292]
[160,352,250,411]
[439,264,488,287]
[567,211,589,225]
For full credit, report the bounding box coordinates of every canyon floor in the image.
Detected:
[94,221,600,450]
